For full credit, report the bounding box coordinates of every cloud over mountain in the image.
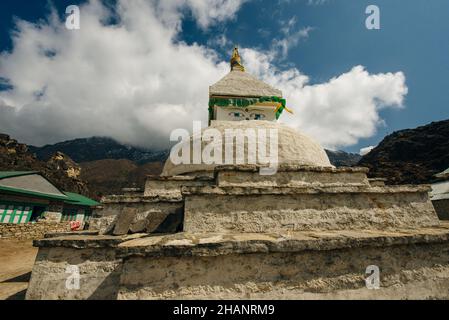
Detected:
[0,0,407,150]
[239,48,407,149]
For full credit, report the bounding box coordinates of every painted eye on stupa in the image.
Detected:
[229,112,244,118]
[251,113,265,120]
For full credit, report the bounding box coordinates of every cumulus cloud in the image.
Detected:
[185,0,246,29]
[240,49,407,149]
[0,0,407,151]
[271,17,313,59]
[0,0,230,148]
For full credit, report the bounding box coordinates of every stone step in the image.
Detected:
[183,185,438,233]
[25,224,449,300]
[215,165,371,188]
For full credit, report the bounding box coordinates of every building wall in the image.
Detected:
[0,193,54,224]
[0,202,33,224]
[62,205,92,222]
[0,221,71,240]
[0,194,92,224]
[44,202,64,222]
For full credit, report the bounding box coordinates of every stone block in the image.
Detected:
[112,207,138,236]
[432,199,449,220]
[26,247,122,300]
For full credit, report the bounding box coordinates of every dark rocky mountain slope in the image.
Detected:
[30,137,168,164]
[19,136,364,197]
[31,136,362,168]
[358,119,449,185]
[5,131,410,198]
[5,118,449,196]
[80,159,163,198]
[0,134,89,195]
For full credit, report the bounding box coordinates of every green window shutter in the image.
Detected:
[23,207,31,223]
[1,204,9,223]
[10,206,20,224]
[25,210,32,223]
[0,204,5,223]
[16,206,23,224]
[5,205,14,223]
[0,203,37,224]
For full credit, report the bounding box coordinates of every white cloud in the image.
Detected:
[185,0,246,29]
[271,17,313,59]
[360,146,375,156]
[207,34,232,48]
[0,0,230,148]
[240,49,408,149]
[0,0,407,151]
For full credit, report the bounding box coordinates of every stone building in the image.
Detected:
[26,48,449,300]
[431,168,449,220]
[0,171,99,224]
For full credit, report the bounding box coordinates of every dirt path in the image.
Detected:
[0,239,38,300]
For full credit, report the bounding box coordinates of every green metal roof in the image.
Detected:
[0,171,67,201]
[0,185,68,201]
[0,171,99,207]
[0,171,39,180]
[63,192,100,207]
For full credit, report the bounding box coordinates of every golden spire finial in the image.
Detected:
[230,46,245,71]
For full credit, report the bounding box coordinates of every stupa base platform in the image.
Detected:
[91,165,440,236]
[26,222,449,300]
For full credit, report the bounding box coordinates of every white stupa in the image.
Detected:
[26,47,449,301]
[162,47,332,176]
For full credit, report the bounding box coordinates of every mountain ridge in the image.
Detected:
[30,136,362,167]
[29,137,169,164]
[6,130,421,199]
[0,133,90,196]
[358,119,449,184]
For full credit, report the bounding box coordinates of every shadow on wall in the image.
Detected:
[88,266,122,300]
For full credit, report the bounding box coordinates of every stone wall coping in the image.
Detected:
[44,231,99,238]
[101,195,183,204]
[33,233,148,249]
[368,178,388,182]
[146,175,214,181]
[214,164,370,174]
[122,188,142,192]
[181,184,432,196]
[116,223,449,258]
[31,223,449,254]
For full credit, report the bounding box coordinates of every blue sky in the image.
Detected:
[0,0,448,153]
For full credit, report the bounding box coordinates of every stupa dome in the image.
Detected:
[162,120,332,176]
